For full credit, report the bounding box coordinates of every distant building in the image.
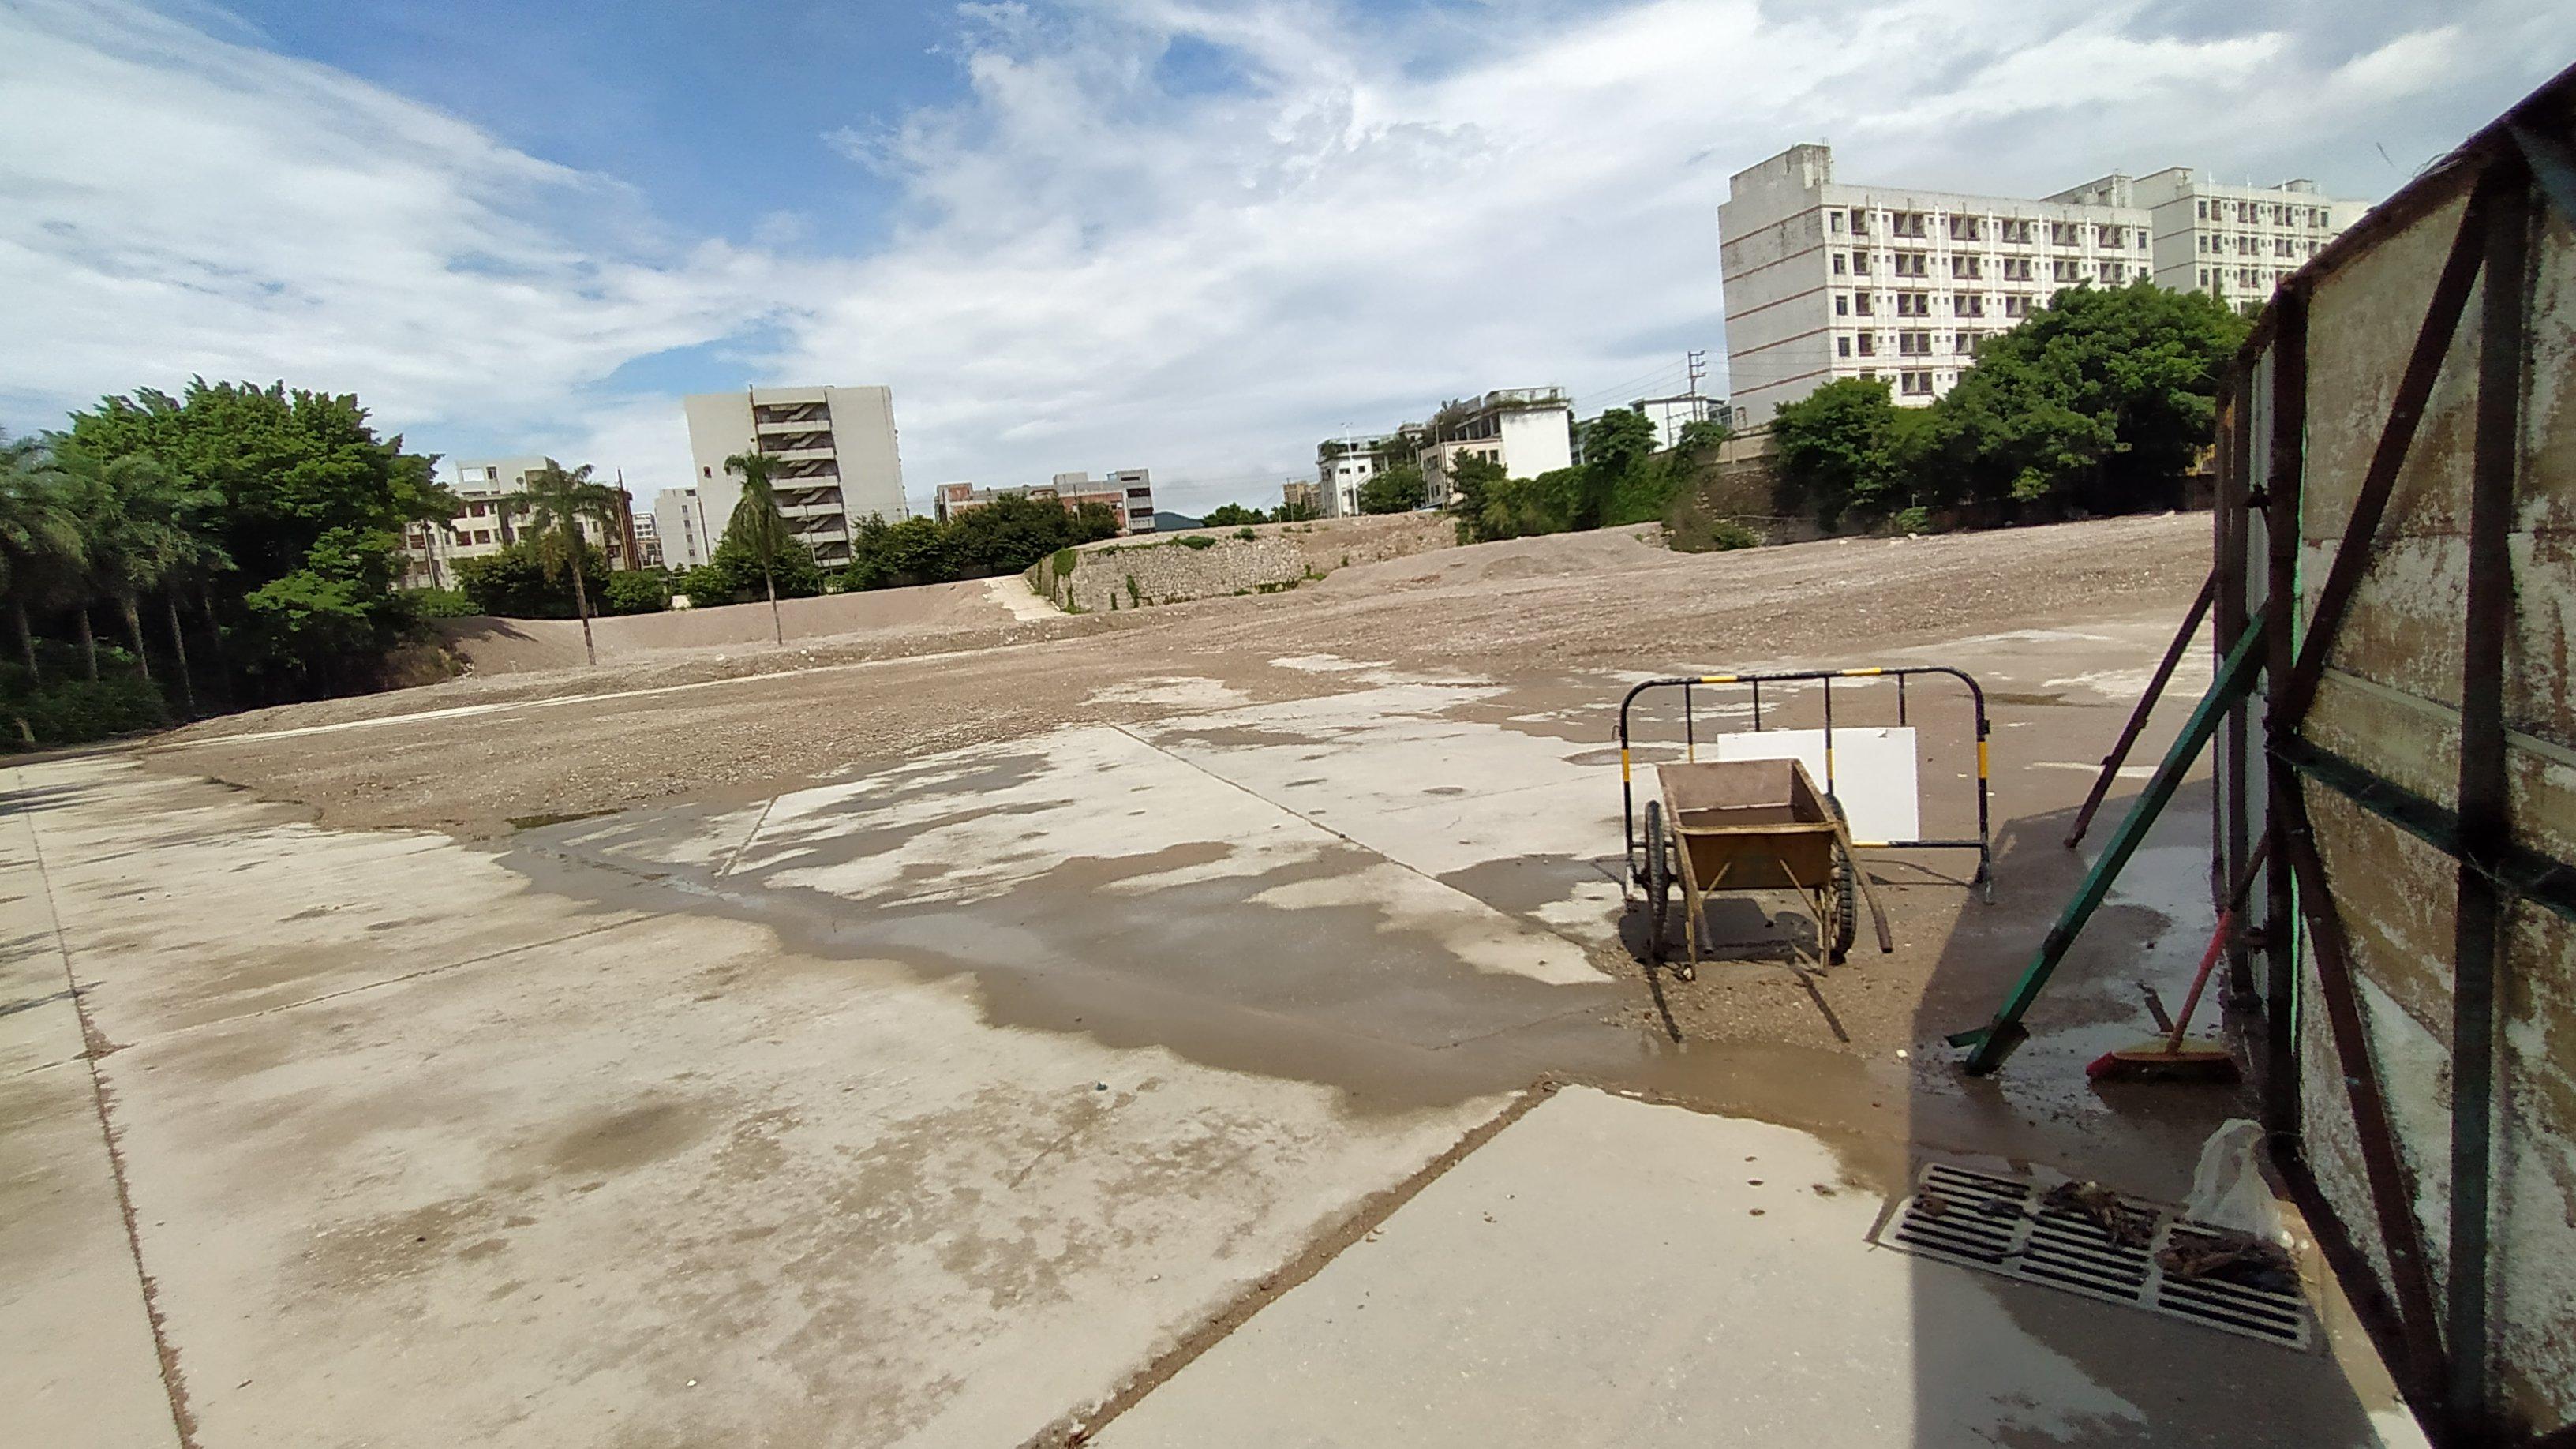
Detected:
[630,512,664,571]
[1720,144,2155,424]
[653,488,716,571]
[681,385,908,570]
[933,470,1156,535]
[1417,388,1574,507]
[398,456,635,590]
[1318,388,1573,515]
[1280,480,1321,516]
[1315,432,1406,519]
[2047,169,2365,318]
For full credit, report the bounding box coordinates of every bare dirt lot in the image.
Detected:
[156,513,2210,839]
[13,509,2417,1448]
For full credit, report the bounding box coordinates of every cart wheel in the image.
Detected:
[1825,797,1857,966]
[1642,799,1672,966]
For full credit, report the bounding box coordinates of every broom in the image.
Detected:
[2085,836,2267,1084]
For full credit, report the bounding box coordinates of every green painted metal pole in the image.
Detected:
[1950,607,2271,1075]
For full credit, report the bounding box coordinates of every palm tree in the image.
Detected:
[55,451,195,685]
[722,451,794,646]
[501,462,622,666]
[0,432,86,682]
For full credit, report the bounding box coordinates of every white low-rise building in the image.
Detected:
[1720,144,2154,424]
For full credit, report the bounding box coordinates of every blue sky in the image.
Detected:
[2,0,2570,515]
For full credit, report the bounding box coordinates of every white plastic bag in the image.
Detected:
[2183,1118,2291,1247]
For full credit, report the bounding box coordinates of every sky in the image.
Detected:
[1,1,2568,518]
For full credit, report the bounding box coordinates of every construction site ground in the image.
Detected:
[5,514,2426,1447]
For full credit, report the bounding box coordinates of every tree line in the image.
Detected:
[1768,282,2248,530]
[0,380,458,745]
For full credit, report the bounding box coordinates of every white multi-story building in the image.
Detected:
[398,455,636,590]
[1316,388,1574,515]
[653,487,717,571]
[629,511,663,571]
[2049,169,2365,317]
[1719,144,2155,422]
[680,385,907,570]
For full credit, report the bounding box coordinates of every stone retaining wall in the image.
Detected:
[1026,513,1452,613]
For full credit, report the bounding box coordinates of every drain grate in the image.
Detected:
[1875,1163,2312,1350]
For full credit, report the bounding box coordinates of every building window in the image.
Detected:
[1955,331,1977,353]
[2197,200,2209,219]
[2002,295,2029,318]
[2050,222,2078,247]
[2199,268,2210,286]
[2001,257,2034,280]
[1855,334,1876,357]
[1851,249,1869,271]
[1898,331,1930,356]
[1998,219,2032,245]
[1833,253,1847,275]
[1901,371,1933,396]
[1949,215,1982,242]
[1829,210,1844,233]
[1853,293,1874,316]
[1956,294,1985,317]
[1895,294,1928,317]
[1837,336,1852,357]
[1893,253,1928,278]
[1951,256,1982,279]
[1834,294,1849,315]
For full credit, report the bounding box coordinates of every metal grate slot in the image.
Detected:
[1874,1163,2314,1350]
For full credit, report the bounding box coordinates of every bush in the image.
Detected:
[405,586,479,619]
[601,571,670,615]
[1178,534,1215,550]
[1892,506,1934,536]
[1236,526,1257,541]
[1201,503,1264,527]
[2,676,170,748]
[454,540,609,618]
[686,537,822,605]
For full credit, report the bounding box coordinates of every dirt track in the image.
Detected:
[152,514,2210,837]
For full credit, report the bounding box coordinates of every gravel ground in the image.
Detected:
[146,513,2210,837]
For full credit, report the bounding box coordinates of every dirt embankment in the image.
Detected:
[435,577,1036,673]
[149,514,2211,837]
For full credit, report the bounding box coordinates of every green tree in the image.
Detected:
[1769,378,1914,527]
[501,462,623,665]
[843,514,956,591]
[1356,464,1427,515]
[0,434,87,682]
[1937,282,2248,514]
[1200,503,1264,528]
[55,450,219,710]
[1673,417,1733,458]
[1272,495,1322,523]
[720,452,796,644]
[60,380,453,701]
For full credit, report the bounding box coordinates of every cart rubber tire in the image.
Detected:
[1825,798,1857,966]
[1642,799,1671,966]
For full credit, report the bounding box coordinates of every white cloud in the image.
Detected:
[2,0,2569,516]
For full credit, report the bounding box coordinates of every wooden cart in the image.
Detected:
[1639,758,1858,979]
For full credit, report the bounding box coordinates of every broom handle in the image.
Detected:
[2162,834,2274,1053]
